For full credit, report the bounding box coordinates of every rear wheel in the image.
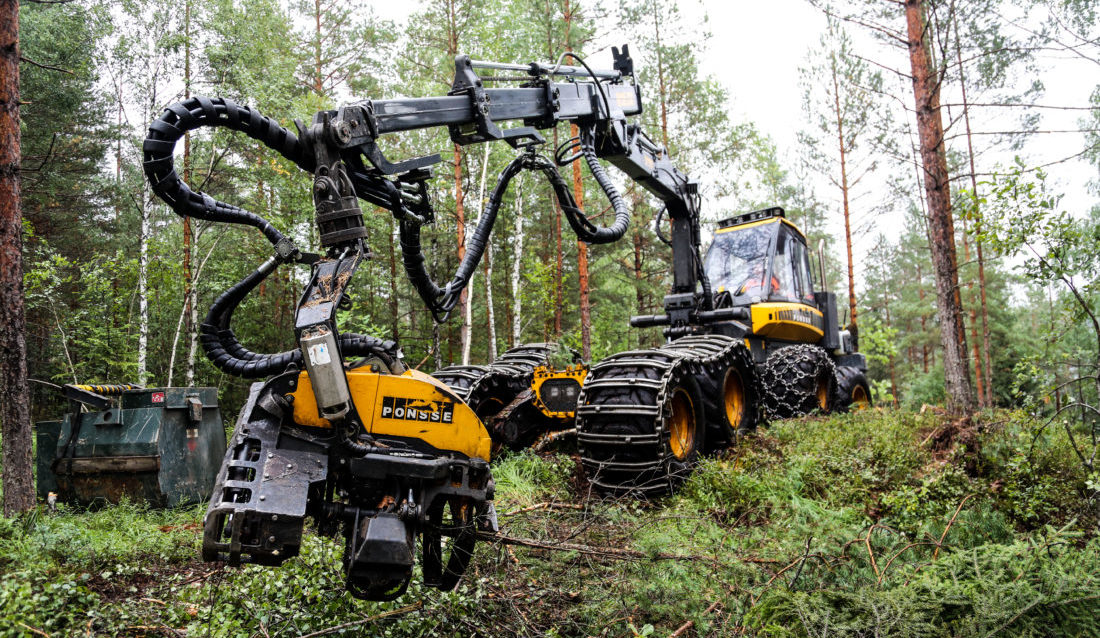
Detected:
[432,343,565,452]
[834,366,872,412]
[762,344,836,418]
[720,356,759,437]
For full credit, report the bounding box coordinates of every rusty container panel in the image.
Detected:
[36,387,227,508]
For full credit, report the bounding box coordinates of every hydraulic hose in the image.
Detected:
[574,127,630,244]
[142,96,314,247]
[400,142,631,321]
[200,259,399,379]
[399,153,526,321]
[144,96,407,379]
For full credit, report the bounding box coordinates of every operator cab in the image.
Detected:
[706,207,816,306]
[704,207,827,343]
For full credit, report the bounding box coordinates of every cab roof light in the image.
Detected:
[716,206,785,229]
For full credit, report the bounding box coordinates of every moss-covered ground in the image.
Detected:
[2,408,1098,637]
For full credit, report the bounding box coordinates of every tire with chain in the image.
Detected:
[833,365,872,412]
[577,335,752,495]
[662,335,759,447]
[432,343,565,449]
[761,344,836,418]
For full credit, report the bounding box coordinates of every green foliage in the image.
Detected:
[903,366,947,411]
[491,451,574,507]
[4,409,1100,635]
[860,315,898,367]
[881,465,972,533]
[974,163,1100,302]
[747,533,1100,638]
[0,571,99,638]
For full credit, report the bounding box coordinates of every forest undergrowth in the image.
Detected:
[2,407,1098,637]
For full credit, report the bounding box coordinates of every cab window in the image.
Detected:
[703,222,778,302]
[790,235,815,303]
[769,230,797,302]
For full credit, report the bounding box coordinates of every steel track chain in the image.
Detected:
[432,343,562,445]
[760,343,836,418]
[576,334,755,495]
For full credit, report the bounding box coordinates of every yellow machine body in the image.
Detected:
[531,365,589,419]
[290,368,493,462]
[749,302,825,342]
[713,215,804,238]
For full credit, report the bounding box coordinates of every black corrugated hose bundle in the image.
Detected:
[143,97,397,378]
[400,129,631,322]
[144,96,630,374]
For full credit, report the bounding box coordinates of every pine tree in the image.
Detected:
[0,0,32,515]
[798,18,886,328]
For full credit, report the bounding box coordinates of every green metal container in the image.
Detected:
[36,386,227,508]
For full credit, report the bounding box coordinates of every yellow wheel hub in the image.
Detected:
[851,384,870,410]
[668,389,696,460]
[723,369,745,430]
[816,377,830,411]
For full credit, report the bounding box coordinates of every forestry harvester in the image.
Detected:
[142,45,866,600]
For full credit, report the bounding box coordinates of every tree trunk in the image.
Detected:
[564,6,590,358]
[960,220,985,406]
[0,0,33,515]
[884,298,899,406]
[552,129,563,337]
[511,174,524,347]
[183,0,195,387]
[631,189,646,348]
[312,0,323,95]
[455,143,468,362]
[652,3,669,149]
[571,124,591,360]
[482,147,496,361]
[138,195,150,385]
[485,244,496,361]
[462,143,491,365]
[831,59,857,326]
[918,262,929,374]
[387,213,399,342]
[905,0,974,414]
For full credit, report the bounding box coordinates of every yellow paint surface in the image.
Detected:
[749,302,825,342]
[290,368,492,461]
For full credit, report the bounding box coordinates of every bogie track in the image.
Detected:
[577,334,756,495]
[433,343,572,451]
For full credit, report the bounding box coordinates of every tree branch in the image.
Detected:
[19,56,74,75]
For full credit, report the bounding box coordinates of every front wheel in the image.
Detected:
[761,344,836,418]
[834,366,872,412]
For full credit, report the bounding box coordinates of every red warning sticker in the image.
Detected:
[152,392,165,403]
